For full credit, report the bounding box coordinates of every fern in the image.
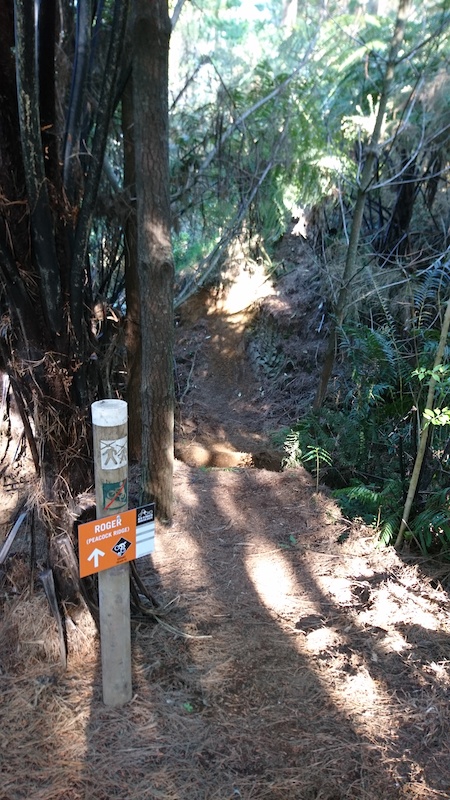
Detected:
[283,304,450,554]
[411,508,450,557]
[406,487,450,558]
[333,478,403,543]
[334,483,381,511]
[283,429,303,469]
[340,323,410,389]
[378,511,402,547]
[303,444,333,492]
[413,260,450,331]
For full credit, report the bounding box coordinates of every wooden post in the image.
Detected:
[91,399,132,706]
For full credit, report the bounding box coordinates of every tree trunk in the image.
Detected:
[132,0,174,521]
[122,77,142,462]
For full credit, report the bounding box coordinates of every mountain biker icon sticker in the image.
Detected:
[112,537,132,558]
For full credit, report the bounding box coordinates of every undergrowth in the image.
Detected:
[283,316,450,558]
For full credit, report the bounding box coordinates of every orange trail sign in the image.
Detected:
[78,504,155,578]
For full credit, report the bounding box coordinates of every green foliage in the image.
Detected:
[172,229,220,274]
[412,263,450,331]
[423,406,450,426]
[169,0,450,285]
[283,428,303,470]
[284,433,332,491]
[303,445,333,492]
[333,479,403,544]
[284,313,450,553]
[410,489,450,558]
[283,402,383,486]
[169,1,341,278]
[283,400,406,542]
[168,1,450,561]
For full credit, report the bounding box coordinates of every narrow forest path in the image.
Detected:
[173,235,326,471]
[174,277,284,470]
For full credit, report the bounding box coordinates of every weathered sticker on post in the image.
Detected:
[102,479,128,512]
[100,436,127,469]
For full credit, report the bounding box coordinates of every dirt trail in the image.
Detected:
[174,281,285,470]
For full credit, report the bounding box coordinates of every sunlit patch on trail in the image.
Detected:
[245,541,317,617]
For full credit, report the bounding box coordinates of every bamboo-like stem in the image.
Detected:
[395,295,450,549]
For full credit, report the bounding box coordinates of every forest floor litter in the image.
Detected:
[1,232,450,800]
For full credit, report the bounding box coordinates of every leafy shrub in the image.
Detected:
[411,489,450,558]
[283,318,450,552]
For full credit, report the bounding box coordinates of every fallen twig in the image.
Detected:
[0,511,27,565]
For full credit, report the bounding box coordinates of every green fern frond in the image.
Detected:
[374,290,397,342]
[413,261,450,330]
[413,507,450,533]
[340,323,408,386]
[378,510,402,546]
[333,484,381,523]
[379,477,403,499]
[333,477,403,533]
[283,430,303,468]
[367,382,393,404]
[303,444,333,467]
[407,504,450,557]
[334,483,380,509]
[419,486,450,511]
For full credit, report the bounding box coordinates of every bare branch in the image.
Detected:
[171,0,188,30]
[174,128,287,308]
[171,40,316,203]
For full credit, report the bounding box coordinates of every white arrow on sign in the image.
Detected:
[87,547,105,568]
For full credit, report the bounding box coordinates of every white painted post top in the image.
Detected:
[91,399,128,427]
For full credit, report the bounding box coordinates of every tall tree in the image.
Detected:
[122,76,142,462]
[132,0,175,521]
[124,1,185,464]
